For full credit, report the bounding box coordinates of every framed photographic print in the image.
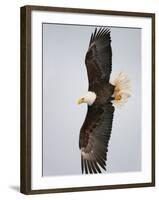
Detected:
[20,5,155,194]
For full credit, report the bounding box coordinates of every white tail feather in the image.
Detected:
[110,72,131,107]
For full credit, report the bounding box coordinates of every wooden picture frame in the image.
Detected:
[20,5,155,194]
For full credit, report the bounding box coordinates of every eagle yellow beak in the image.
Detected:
[77,98,85,105]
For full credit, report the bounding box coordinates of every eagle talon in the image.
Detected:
[115,94,121,101]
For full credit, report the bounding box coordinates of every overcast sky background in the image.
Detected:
[42,23,141,176]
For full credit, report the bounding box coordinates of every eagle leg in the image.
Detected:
[107,97,115,102]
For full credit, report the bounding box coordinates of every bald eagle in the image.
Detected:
[77,28,130,174]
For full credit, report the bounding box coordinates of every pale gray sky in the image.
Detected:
[42,23,141,176]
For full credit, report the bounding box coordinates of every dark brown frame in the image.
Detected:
[20,5,155,195]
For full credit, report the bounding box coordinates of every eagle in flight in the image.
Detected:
[77,28,130,174]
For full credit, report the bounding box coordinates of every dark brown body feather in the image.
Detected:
[79,28,115,174]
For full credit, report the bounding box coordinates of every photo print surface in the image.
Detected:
[42,23,141,176]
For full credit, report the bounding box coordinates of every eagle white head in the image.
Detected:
[77,91,97,106]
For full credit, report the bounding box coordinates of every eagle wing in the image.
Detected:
[79,102,114,174]
[85,28,112,90]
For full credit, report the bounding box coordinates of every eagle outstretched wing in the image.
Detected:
[85,27,112,90]
[79,103,114,174]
